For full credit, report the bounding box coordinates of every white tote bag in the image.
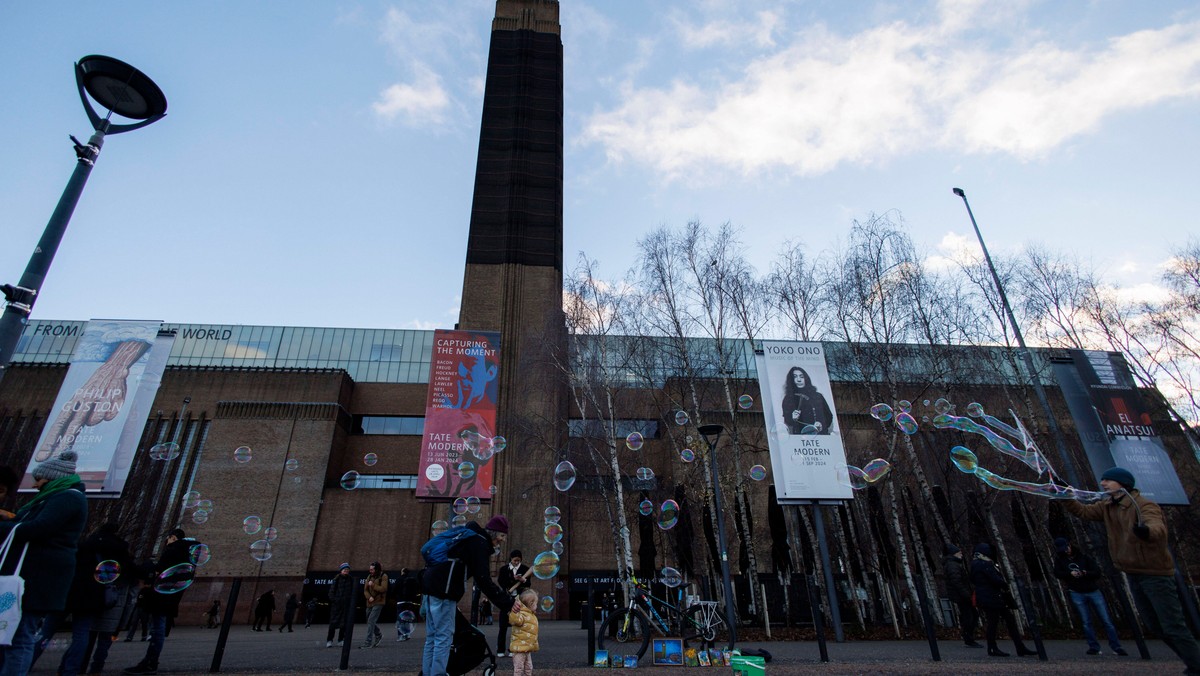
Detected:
[0,525,29,646]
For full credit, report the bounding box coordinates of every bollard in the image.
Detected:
[338,579,358,670]
[586,581,596,665]
[806,574,829,663]
[1015,579,1047,661]
[209,578,242,673]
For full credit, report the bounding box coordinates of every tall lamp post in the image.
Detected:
[951,188,1081,488]
[697,423,737,646]
[0,55,167,384]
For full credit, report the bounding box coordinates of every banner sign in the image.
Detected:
[23,320,175,496]
[1052,349,1187,505]
[756,341,852,502]
[416,329,501,501]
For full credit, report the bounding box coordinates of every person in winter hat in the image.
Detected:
[969,543,1036,658]
[942,543,979,648]
[1064,467,1200,671]
[1052,537,1126,656]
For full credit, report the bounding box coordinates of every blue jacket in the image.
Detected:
[0,481,89,613]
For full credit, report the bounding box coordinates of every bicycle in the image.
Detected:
[596,573,732,662]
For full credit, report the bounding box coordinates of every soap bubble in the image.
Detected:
[340,471,360,490]
[399,610,416,622]
[489,485,498,495]
[749,465,767,481]
[196,499,213,512]
[155,563,196,594]
[544,523,563,544]
[431,520,449,536]
[451,514,467,527]
[635,467,655,481]
[264,526,279,542]
[625,432,644,451]
[950,446,979,473]
[934,398,953,414]
[531,551,561,580]
[674,410,689,426]
[363,453,378,467]
[191,510,209,524]
[966,402,985,418]
[149,442,180,461]
[242,516,262,535]
[553,461,576,492]
[249,540,272,562]
[285,459,299,471]
[862,458,891,482]
[658,500,680,530]
[182,491,201,509]
[922,399,931,407]
[492,436,507,453]
[894,412,919,435]
[551,541,564,555]
[738,394,754,410]
[544,506,562,524]
[555,581,565,590]
[457,461,476,479]
[453,497,468,515]
[94,560,121,584]
[233,446,252,464]
[680,449,695,463]
[869,403,894,422]
[897,400,912,413]
[465,496,481,514]
[638,499,654,516]
[189,543,211,567]
[540,596,555,613]
[660,567,683,588]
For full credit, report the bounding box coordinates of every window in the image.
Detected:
[568,419,659,439]
[352,416,425,435]
[350,474,418,490]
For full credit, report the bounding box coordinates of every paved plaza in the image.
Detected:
[29,619,1188,675]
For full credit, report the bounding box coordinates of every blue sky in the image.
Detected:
[2,1,1198,331]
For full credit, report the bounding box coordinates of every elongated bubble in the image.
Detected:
[155,563,196,594]
[658,500,680,530]
[150,442,181,461]
[661,567,683,588]
[869,403,893,422]
[340,471,360,490]
[894,412,918,435]
[553,461,576,492]
[636,467,654,481]
[95,560,121,584]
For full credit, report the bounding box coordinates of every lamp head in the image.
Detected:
[952,187,965,197]
[697,424,724,448]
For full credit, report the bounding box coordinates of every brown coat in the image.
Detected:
[1064,489,1173,576]
[508,606,539,653]
[364,573,388,608]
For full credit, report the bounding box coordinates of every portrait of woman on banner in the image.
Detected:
[781,366,833,435]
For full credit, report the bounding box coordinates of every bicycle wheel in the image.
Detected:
[597,608,651,662]
[681,603,732,651]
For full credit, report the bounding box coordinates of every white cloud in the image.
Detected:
[582,8,1200,179]
[1112,281,1172,305]
[673,10,781,49]
[373,66,450,124]
[926,231,978,270]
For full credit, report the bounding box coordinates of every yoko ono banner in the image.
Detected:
[23,319,175,496]
[756,341,852,502]
[416,329,501,501]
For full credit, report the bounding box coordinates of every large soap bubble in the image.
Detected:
[553,461,576,492]
[340,471,360,490]
[658,500,680,530]
[233,446,252,464]
[531,551,561,580]
[155,563,196,594]
[94,560,121,584]
[544,506,562,525]
[544,523,563,544]
[149,442,180,461]
[625,432,644,451]
[660,567,683,588]
[249,540,272,562]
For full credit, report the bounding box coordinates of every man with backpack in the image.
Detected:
[421,515,520,676]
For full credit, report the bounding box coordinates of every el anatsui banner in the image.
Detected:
[24,319,175,496]
[416,329,501,501]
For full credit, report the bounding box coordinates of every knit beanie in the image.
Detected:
[339,562,351,571]
[484,515,510,534]
[973,543,992,558]
[943,543,959,556]
[32,450,78,482]
[1053,537,1070,553]
[1100,466,1135,489]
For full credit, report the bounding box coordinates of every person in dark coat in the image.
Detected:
[969,543,1035,658]
[205,600,221,628]
[0,450,88,676]
[326,563,354,647]
[50,522,135,676]
[253,590,276,631]
[123,584,150,642]
[279,593,299,632]
[496,549,532,657]
[422,515,520,676]
[304,597,318,628]
[780,366,833,434]
[942,543,980,648]
[122,528,195,674]
[1052,537,1126,655]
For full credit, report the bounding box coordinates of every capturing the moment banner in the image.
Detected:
[23,319,175,496]
[417,329,501,501]
[1052,349,1187,505]
[756,341,852,502]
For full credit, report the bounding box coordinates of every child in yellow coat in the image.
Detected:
[508,589,540,676]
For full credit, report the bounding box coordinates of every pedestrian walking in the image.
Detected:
[205,600,221,628]
[1064,466,1200,673]
[253,590,276,631]
[942,543,980,648]
[279,593,299,632]
[326,563,354,647]
[122,528,198,674]
[54,521,134,676]
[360,562,388,648]
[0,450,89,676]
[509,589,541,676]
[1052,537,1127,656]
[969,543,1036,658]
[304,598,318,628]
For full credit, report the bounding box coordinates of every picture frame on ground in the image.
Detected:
[652,638,683,666]
[593,649,609,667]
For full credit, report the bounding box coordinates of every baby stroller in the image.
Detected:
[419,610,496,676]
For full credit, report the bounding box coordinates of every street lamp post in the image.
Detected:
[951,188,1081,488]
[0,55,167,385]
[697,423,737,647]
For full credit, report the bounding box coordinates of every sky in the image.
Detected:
[1,1,1198,332]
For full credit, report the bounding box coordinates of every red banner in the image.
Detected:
[417,329,502,501]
